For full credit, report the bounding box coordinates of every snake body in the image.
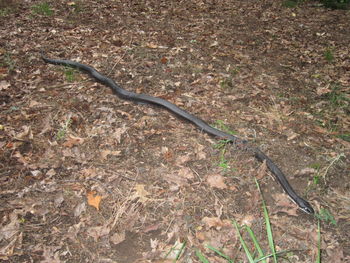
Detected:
[42,55,314,214]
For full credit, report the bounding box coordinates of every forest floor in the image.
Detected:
[0,0,349,262]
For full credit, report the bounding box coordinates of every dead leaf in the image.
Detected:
[175,154,191,165]
[146,42,159,49]
[286,130,299,141]
[113,125,127,143]
[316,85,331,96]
[210,40,219,47]
[132,184,150,203]
[257,160,268,179]
[80,167,97,178]
[15,125,32,140]
[195,143,206,160]
[241,215,255,227]
[202,217,230,230]
[207,174,227,189]
[63,135,84,148]
[0,80,10,90]
[110,231,126,245]
[29,100,40,108]
[274,193,299,216]
[87,191,102,210]
[86,225,111,242]
[326,246,344,263]
[297,167,316,176]
[160,56,168,64]
[0,212,20,242]
[13,151,28,165]
[74,202,86,217]
[178,167,194,179]
[100,149,121,160]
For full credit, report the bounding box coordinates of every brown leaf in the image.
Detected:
[110,231,126,245]
[257,160,268,180]
[316,85,331,96]
[29,100,40,108]
[146,42,159,49]
[63,135,84,148]
[132,184,150,203]
[113,125,127,143]
[86,225,110,242]
[202,216,223,229]
[160,56,168,64]
[175,154,191,165]
[274,193,299,216]
[0,80,10,90]
[100,149,121,160]
[207,174,227,189]
[15,125,32,140]
[87,191,102,210]
[13,151,28,165]
[178,167,194,180]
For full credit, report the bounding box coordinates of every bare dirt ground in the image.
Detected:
[0,0,349,262]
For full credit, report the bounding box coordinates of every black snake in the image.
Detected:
[42,54,314,214]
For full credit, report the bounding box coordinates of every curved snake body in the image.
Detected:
[42,55,314,214]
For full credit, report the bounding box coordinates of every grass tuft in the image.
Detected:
[32,2,53,16]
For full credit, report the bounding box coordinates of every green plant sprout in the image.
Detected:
[56,117,72,140]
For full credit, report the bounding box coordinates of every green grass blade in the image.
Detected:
[196,250,210,263]
[207,244,235,263]
[254,250,290,262]
[316,219,321,263]
[232,220,255,263]
[255,179,277,263]
[244,225,267,263]
[174,241,186,261]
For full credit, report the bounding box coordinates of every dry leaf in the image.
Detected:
[0,80,10,90]
[316,85,331,96]
[87,225,110,242]
[113,125,127,143]
[178,167,194,179]
[257,160,268,179]
[87,191,102,210]
[274,193,299,216]
[175,154,191,165]
[63,135,84,148]
[100,149,121,160]
[132,184,150,203]
[13,151,28,165]
[74,202,86,217]
[298,167,316,176]
[29,100,40,108]
[202,217,230,230]
[110,231,126,245]
[202,216,223,229]
[146,42,159,49]
[15,125,32,140]
[207,174,227,189]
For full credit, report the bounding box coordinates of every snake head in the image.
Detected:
[297,198,315,214]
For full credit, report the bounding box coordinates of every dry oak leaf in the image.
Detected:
[207,174,227,189]
[63,135,84,148]
[100,149,121,160]
[132,184,150,203]
[87,191,102,210]
[202,217,231,230]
